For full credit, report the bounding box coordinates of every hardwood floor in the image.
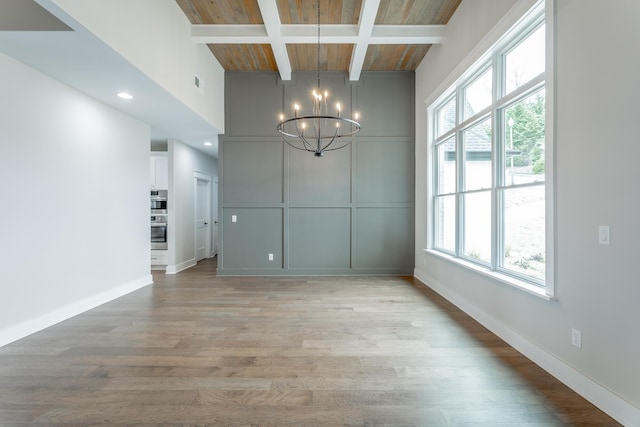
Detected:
[0,258,619,426]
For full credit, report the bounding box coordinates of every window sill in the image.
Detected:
[423,249,555,301]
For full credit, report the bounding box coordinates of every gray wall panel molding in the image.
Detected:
[220,71,414,275]
[226,72,284,138]
[221,207,283,269]
[355,206,414,270]
[288,208,352,269]
[222,136,284,143]
[356,74,415,138]
[356,136,414,143]
[217,268,410,277]
[222,140,284,204]
[354,205,415,210]
[222,205,286,209]
[356,139,414,204]
[287,205,354,210]
[288,145,352,204]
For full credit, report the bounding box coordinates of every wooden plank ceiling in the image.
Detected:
[175,0,461,80]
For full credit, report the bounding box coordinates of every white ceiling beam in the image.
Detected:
[256,0,291,80]
[371,25,446,44]
[349,0,380,81]
[191,24,270,43]
[192,24,446,45]
[281,24,358,41]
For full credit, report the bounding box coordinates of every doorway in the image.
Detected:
[194,173,211,263]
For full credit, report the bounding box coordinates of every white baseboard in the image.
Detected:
[413,269,640,427]
[165,257,196,275]
[0,274,153,348]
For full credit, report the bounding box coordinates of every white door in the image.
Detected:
[212,180,219,256]
[195,178,209,262]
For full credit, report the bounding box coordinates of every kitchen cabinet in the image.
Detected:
[150,152,168,190]
[151,249,168,266]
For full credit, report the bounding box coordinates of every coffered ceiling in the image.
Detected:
[176,0,461,81]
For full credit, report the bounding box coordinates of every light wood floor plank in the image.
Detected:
[0,258,619,426]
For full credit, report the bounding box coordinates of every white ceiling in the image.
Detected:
[0,0,220,158]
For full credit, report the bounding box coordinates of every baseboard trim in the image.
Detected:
[0,274,153,348]
[413,269,640,426]
[217,267,413,276]
[165,258,196,275]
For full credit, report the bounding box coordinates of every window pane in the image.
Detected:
[436,96,456,137]
[504,89,545,185]
[463,117,492,191]
[462,191,491,263]
[502,186,545,281]
[505,25,545,94]
[436,137,456,194]
[463,68,492,120]
[434,195,455,252]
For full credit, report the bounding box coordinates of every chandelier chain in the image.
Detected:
[317,0,320,90]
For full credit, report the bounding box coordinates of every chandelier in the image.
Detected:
[277,0,361,157]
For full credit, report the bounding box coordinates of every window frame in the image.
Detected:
[426,0,554,299]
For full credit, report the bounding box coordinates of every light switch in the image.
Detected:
[231,215,237,223]
[598,225,610,246]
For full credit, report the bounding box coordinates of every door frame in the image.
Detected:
[212,179,219,257]
[194,171,212,262]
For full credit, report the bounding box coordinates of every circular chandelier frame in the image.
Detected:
[277,115,361,157]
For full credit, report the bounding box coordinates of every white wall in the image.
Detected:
[415,0,640,424]
[0,52,152,345]
[50,0,225,133]
[167,139,218,273]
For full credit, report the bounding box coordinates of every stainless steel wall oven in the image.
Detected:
[151,215,167,249]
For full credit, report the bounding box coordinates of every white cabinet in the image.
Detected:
[150,152,168,190]
[151,249,168,266]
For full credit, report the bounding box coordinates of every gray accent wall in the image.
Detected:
[219,71,414,275]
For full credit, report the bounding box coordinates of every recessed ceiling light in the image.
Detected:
[204,141,212,146]
[117,92,133,100]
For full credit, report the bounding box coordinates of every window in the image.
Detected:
[429,2,550,292]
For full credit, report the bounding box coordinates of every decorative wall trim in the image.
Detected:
[220,72,415,276]
[217,269,412,277]
[0,274,153,348]
[166,257,197,275]
[413,269,640,426]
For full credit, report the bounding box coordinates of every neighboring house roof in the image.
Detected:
[439,99,519,158]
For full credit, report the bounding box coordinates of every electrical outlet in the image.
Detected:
[268,253,274,261]
[571,328,582,349]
